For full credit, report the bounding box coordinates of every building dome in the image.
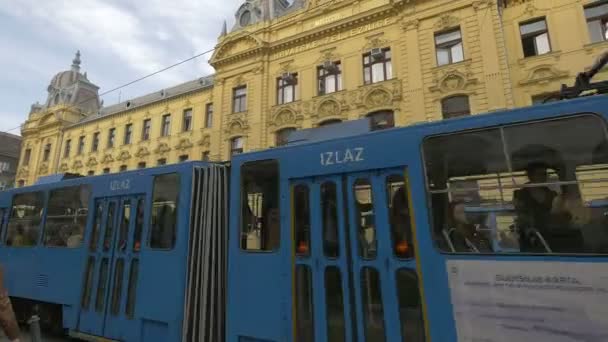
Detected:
[32,50,101,115]
[47,51,88,92]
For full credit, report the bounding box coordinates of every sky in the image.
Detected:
[0,0,243,134]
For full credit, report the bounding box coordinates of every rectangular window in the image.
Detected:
[423,114,608,255]
[125,259,139,318]
[119,165,127,172]
[205,103,213,128]
[43,144,51,162]
[233,86,247,113]
[92,133,100,152]
[157,158,166,166]
[137,162,146,169]
[161,114,171,137]
[182,109,193,132]
[81,256,95,309]
[78,136,86,155]
[64,139,72,158]
[277,73,298,105]
[520,18,551,57]
[43,185,91,248]
[95,258,109,312]
[202,151,210,161]
[295,265,315,341]
[124,124,133,145]
[23,148,31,166]
[435,29,464,66]
[363,48,392,85]
[240,160,280,251]
[87,170,94,176]
[318,62,342,95]
[5,191,44,247]
[231,137,244,156]
[103,168,110,174]
[107,128,116,148]
[89,202,103,252]
[179,155,188,162]
[142,119,151,141]
[294,184,311,257]
[150,173,180,249]
[586,1,608,43]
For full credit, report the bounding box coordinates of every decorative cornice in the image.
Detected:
[175,138,193,151]
[154,142,171,155]
[519,64,569,86]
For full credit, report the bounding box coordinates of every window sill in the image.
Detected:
[272,100,301,109]
[432,59,471,72]
[359,77,399,89]
[517,50,561,65]
[232,110,248,115]
[313,90,347,99]
[584,40,608,51]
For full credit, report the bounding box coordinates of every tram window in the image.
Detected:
[150,173,180,249]
[111,258,125,315]
[240,160,280,251]
[387,175,414,258]
[294,185,311,257]
[325,266,346,342]
[89,202,103,252]
[118,200,131,251]
[322,182,340,258]
[295,265,314,342]
[396,269,425,342]
[95,258,109,312]
[103,202,116,252]
[5,191,44,247]
[133,199,144,252]
[81,256,95,309]
[43,185,91,248]
[423,114,608,254]
[0,208,5,244]
[354,179,377,259]
[126,259,139,318]
[361,267,386,341]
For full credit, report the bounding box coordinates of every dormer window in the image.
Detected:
[240,10,251,26]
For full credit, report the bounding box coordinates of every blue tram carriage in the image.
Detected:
[2,94,608,341]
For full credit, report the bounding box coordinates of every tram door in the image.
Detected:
[292,168,426,342]
[77,196,144,341]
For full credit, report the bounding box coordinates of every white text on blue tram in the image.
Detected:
[320,147,365,166]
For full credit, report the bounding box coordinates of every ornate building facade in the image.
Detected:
[16,0,608,185]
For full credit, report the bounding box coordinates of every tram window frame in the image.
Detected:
[149,173,180,250]
[422,113,608,256]
[239,159,281,252]
[42,185,91,248]
[0,208,6,244]
[5,191,45,247]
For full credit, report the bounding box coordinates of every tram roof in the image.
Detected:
[233,94,608,165]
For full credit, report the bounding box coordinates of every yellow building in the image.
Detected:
[15,0,608,186]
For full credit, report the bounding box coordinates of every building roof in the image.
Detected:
[72,74,215,127]
[0,132,22,158]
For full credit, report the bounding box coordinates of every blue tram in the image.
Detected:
[2,93,608,341]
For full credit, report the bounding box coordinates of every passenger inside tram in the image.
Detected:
[389,186,413,257]
[441,201,492,253]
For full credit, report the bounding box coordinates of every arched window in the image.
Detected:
[231,137,244,156]
[441,95,470,119]
[318,119,342,127]
[276,128,296,147]
[367,110,395,131]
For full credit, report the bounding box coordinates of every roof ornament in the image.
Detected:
[71,50,81,72]
[220,20,228,37]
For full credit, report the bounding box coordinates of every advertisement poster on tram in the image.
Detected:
[447,260,608,342]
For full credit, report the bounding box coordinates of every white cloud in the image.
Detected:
[0,0,241,131]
